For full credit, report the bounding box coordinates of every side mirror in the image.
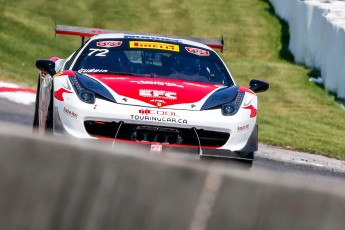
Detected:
[249,79,269,93]
[36,60,57,76]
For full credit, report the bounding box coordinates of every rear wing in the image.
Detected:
[55,24,224,52]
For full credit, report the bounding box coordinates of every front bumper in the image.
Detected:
[53,89,257,158]
[89,136,255,160]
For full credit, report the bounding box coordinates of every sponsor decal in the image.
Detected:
[54,88,73,101]
[183,82,208,88]
[102,77,130,80]
[243,105,257,118]
[130,115,187,124]
[63,107,78,119]
[78,69,108,73]
[130,41,179,52]
[124,35,182,43]
[237,124,249,132]
[91,29,107,34]
[139,108,179,117]
[130,80,184,88]
[139,89,177,100]
[151,144,163,152]
[185,47,210,56]
[96,41,122,47]
[149,99,166,107]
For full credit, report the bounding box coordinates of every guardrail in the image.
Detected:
[1,124,345,230]
[269,0,345,99]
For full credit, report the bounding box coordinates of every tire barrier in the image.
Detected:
[269,0,345,99]
[1,124,345,230]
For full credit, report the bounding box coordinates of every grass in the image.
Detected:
[0,0,344,158]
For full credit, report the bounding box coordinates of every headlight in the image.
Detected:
[68,72,115,104]
[200,86,245,116]
[69,76,96,104]
[221,92,245,116]
[201,86,239,110]
[79,90,95,104]
[221,103,236,115]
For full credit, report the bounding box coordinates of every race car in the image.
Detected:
[33,25,269,164]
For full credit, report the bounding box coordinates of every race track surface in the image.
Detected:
[0,98,34,126]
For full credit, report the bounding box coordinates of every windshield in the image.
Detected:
[72,39,233,86]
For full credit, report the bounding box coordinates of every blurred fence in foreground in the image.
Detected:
[1,124,345,230]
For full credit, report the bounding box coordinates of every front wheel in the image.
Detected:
[200,155,253,169]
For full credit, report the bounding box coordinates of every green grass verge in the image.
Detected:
[0,0,344,158]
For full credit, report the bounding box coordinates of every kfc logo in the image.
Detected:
[139,89,177,100]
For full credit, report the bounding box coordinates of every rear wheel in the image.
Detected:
[32,76,40,129]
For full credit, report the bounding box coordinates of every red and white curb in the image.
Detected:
[0,82,36,105]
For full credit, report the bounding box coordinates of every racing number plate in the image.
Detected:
[150,144,163,152]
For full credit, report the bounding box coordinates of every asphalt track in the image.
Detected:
[1,97,344,185]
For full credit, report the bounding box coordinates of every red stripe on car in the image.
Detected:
[243,105,257,118]
[54,88,73,101]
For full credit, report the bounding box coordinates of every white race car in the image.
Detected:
[34,25,269,164]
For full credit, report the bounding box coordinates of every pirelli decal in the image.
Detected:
[130,41,179,52]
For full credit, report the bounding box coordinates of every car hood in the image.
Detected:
[87,74,225,108]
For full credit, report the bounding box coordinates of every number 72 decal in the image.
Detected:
[88,48,109,57]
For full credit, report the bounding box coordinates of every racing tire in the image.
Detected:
[45,85,54,130]
[32,75,40,129]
